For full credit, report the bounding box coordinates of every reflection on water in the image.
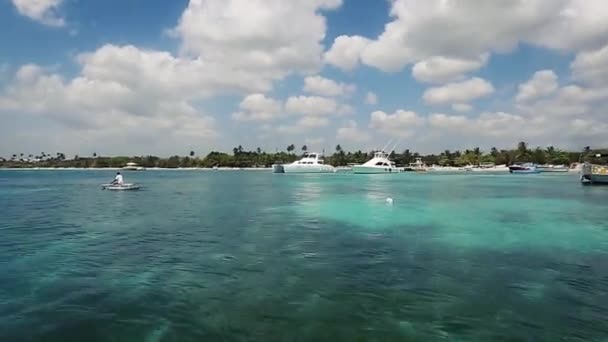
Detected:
[1,170,608,341]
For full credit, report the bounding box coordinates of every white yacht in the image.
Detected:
[122,162,145,171]
[352,151,402,174]
[276,153,336,173]
[407,157,427,171]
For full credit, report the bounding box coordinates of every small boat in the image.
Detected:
[569,163,583,173]
[271,164,284,173]
[459,164,474,171]
[276,153,336,173]
[537,164,569,173]
[509,163,540,174]
[101,183,140,190]
[404,158,427,172]
[352,151,402,174]
[581,163,608,184]
[122,162,145,171]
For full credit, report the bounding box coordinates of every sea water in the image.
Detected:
[1,170,608,341]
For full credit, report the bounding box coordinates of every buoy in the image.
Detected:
[386,197,394,205]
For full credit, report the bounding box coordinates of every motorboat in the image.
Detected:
[101,183,140,190]
[459,164,475,171]
[352,151,402,174]
[471,163,510,172]
[276,153,336,173]
[581,163,608,184]
[509,163,540,174]
[404,158,427,172]
[122,162,145,171]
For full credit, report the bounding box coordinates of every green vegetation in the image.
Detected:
[1,142,606,168]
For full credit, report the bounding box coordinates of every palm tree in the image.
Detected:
[189,150,195,157]
[335,144,342,153]
[516,141,530,161]
[302,145,308,153]
[93,152,97,158]
[256,147,262,154]
[490,147,498,158]
[580,146,592,162]
[287,144,295,153]
[233,147,239,156]
[473,147,481,165]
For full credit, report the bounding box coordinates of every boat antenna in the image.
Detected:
[381,139,393,152]
[389,139,401,154]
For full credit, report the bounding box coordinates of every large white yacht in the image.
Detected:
[352,151,402,174]
[275,153,336,173]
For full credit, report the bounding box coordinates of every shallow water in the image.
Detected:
[1,170,608,341]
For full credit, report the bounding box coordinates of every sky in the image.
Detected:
[1,0,608,157]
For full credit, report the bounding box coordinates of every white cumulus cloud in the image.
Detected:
[423,77,494,105]
[451,103,473,112]
[173,0,342,85]
[324,35,371,71]
[232,93,282,122]
[515,70,558,102]
[285,96,338,116]
[571,44,608,86]
[303,75,356,97]
[336,120,370,143]
[412,54,489,83]
[12,0,65,26]
[370,109,424,137]
[326,0,608,74]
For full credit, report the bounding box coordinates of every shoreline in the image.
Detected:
[0,167,273,171]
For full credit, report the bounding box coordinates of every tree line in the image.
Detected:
[1,142,605,168]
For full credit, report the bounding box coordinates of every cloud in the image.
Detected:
[515,70,558,102]
[12,0,65,26]
[173,0,342,83]
[324,35,371,71]
[412,54,489,83]
[423,77,494,105]
[370,109,424,137]
[0,50,218,154]
[297,116,330,128]
[303,75,356,97]
[305,137,326,146]
[276,116,330,134]
[451,103,473,112]
[326,0,608,73]
[571,43,608,86]
[285,95,338,116]
[365,91,378,105]
[232,93,282,122]
[336,120,370,142]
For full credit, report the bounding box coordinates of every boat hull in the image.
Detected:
[509,169,540,174]
[101,183,140,190]
[282,165,336,173]
[509,165,539,174]
[352,166,402,174]
[581,163,608,184]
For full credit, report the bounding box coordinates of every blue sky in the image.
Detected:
[1,0,607,157]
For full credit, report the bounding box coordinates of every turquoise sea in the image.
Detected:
[2,170,608,341]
